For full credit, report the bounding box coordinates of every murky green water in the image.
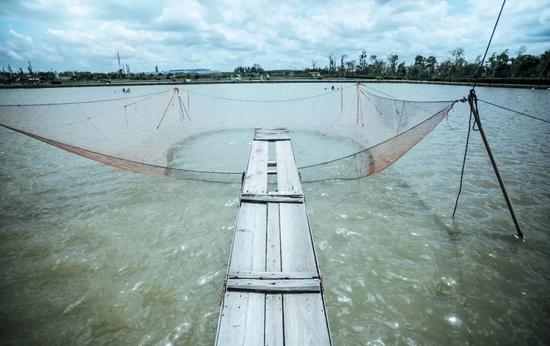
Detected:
[1,83,549,345]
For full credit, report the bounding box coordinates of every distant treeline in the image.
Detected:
[1,48,548,86]
[309,48,549,81]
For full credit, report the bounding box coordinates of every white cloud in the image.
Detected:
[0,0,548,71]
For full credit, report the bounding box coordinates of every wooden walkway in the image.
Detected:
[215,128,332,345]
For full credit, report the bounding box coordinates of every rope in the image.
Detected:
[358,83,459,103]
[64,90,169,126]
[452,0,507,220]
[452,108,473,218]
[180,86,354,103]
[0,89,172,107]
[478,98,550,125]
[156,88,177,129]
[472,0,507,89]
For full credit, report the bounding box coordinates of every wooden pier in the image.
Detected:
[215,128,332,345]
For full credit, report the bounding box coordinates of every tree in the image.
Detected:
[536,50,550,78]
[387,52,399,77]
[409,55,426,79]
[339,54,347,72]
[425,56,437,76]
[488,50,511,78]
[368,55,385,77]
[511,54,540,78]
[358,50,368,73]
[328,54,336,71]
[396,62,407,78]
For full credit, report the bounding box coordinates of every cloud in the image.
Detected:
[0,0,548,72]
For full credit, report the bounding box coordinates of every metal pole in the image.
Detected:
[469,89,524,239]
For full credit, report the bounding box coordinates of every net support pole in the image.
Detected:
[355,83,360,124]
[468,89,524,239]
[340,84,344,114]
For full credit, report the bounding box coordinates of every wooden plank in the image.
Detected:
[267,203,281,272]
[284,294,331,346]
[242,140,268,194]
[255,128,289,136]
[265,203,283,346]
[215,292,265,345]
[255,128,290,141]
[227,278,321,293]
[228,272,318,280]
[276,140,303,195]
[279,203,317,273]
[229,203,267,272]
[265,294,283,346]
[217,129,331,346]
[241,194,304,204]
[254,134,290,141]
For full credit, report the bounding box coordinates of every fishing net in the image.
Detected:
[0,83,458,183]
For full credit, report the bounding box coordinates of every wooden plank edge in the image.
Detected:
[229,271,319,280]
[240,195,304,204]
[227,278,321,293]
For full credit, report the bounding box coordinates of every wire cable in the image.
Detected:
[478,98,550,125]
[0,89,172,107]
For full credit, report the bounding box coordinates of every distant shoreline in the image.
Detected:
[0,78,548,90]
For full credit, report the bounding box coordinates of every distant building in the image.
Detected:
[155,65,159,73]
[125,64,130,74]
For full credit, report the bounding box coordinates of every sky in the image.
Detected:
[0,0,548,72]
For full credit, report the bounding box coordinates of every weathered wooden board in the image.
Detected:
[216,129,331,346]
[279,203,317,273]
[275,140,303,195]
[215,292,265,345]
[228,272,318,280]
[254,128,290,141]
[284,294,331,346]
[265,202,284,346]
[229,203,266,272]
[266,203,281,272]
[241,193,304,204]
[265,294,283,346]
[227,278,321,293]
[242,140,268,194]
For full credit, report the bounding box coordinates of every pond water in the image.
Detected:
[0,82,549,345]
